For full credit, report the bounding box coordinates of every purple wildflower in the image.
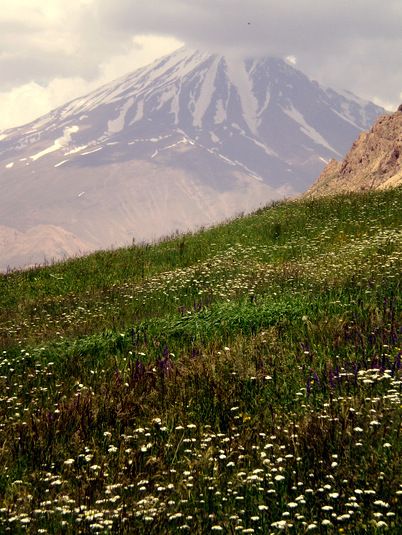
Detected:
[309,368,320,386]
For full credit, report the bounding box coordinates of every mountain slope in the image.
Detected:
[303,105,402,198]
[0,47,385,271]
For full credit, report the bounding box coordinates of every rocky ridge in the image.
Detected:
[303,105,402,198]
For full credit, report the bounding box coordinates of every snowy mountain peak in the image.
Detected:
[0,47,385,271]
[1,48,382,168]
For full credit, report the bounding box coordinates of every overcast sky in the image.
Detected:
[0,0,401,131]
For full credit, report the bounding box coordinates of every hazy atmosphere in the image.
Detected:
[0,2,401,532]
[0,0,401,131]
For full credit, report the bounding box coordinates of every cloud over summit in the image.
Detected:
[0,0,401,130]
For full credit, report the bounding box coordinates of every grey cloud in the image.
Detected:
[97,0,402,107]
[0,0,400,111]
[99,0,402,54]
[0,4,133,89]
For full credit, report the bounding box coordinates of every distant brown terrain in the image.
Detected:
[302,105,402,198]
[0,225,90,272]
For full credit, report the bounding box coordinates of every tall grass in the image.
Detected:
[0,187,401,533]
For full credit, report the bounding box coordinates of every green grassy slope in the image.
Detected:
[0,187,401,534]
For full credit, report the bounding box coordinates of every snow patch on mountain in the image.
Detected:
[65,145,88,155]
[329,108,361,129]
[210,131,220,143]
[192,57,220,128]
[107,98,134,134]
[234,160,263,181]
[257,90,271,120]
[30,126,79,161]
[54,160,68,168]
[169,87,180,125]
[251,138,278,157]
[282,105,342,156]
[132,100,144,123]
[81,146,103,155]
[156,86,177,112]
[214,99,227,124]
[225,57,259,136]
[217,154,236,166]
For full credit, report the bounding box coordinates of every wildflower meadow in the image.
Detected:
[0,187,401,533]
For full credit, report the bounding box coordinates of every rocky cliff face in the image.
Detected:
[303,105,402,198]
